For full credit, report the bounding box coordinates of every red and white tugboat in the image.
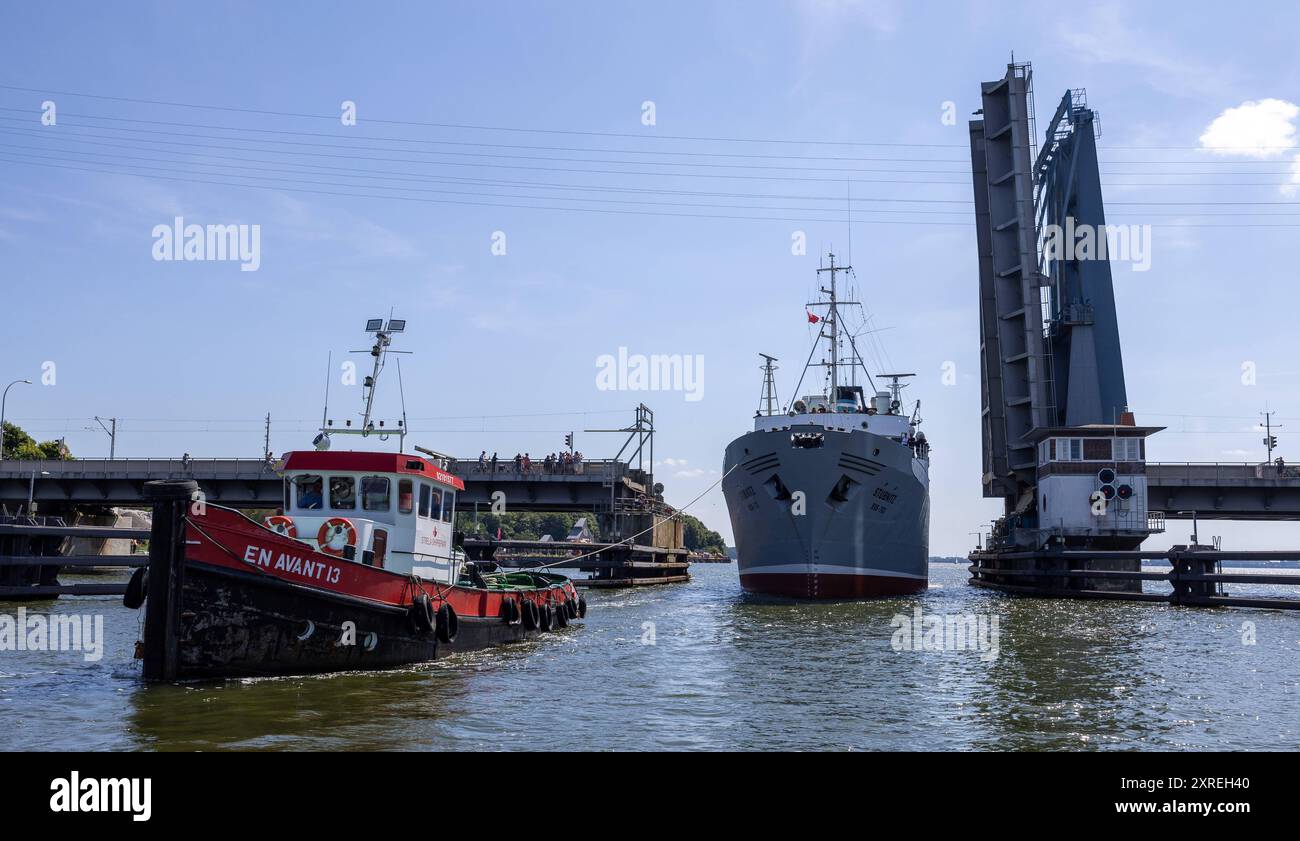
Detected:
[126,319,585,679]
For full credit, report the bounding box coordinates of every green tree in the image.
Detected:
[454,511,600,541]
[1,421,72,460]
[681,514,727,553]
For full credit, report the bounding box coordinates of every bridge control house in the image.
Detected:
[1029,423,1165,546]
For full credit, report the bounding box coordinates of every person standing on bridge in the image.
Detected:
[514,453,522,473]
[523,453,532,473]
[478,451,487,472]
[490,452,498,474]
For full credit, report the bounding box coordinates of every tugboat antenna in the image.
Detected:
[396,355,409,452]
[320,351,332,430]
[320,318,411,450]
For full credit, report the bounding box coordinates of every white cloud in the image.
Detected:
[1199,99,1299,157]
[674,468,706,478]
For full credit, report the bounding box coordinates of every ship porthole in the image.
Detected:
[296,620,315,641]
[363,632,378,652]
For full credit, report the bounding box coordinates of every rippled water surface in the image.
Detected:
[1,564,1297,750]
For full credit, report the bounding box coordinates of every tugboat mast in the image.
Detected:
[316,317,410,451]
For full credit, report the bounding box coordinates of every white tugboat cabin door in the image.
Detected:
[411,480,456,583]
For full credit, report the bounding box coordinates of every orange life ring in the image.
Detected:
[264,515,297,538]
[317,517,357,556]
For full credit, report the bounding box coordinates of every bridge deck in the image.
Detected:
[1147,462,1300,520]
[0,457,649,512]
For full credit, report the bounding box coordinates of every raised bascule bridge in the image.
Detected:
[0,405,689,597]
[967,61,1300,609]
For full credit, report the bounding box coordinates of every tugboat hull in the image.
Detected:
[170,562,545,679]
[133,503,583,680]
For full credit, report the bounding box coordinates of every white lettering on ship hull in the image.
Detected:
[242,544,342,585]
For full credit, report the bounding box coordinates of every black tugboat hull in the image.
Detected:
[163,562,541,680]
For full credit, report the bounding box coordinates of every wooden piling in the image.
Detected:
[141,479,197,682]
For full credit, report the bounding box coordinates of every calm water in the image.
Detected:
[1,563,1297,751]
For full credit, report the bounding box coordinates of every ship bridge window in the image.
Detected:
[398,479,414,514]
[418,483,432,518]
[441,490,455,523]
[294,475,323,510]
[361,476,390,511]
[329,476,356,510]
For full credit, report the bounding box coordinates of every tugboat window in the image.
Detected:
[398,479,414,514]
[418,483,432,518]
[361,476,390,511]
[441,490,455,522]
[429,487,443,519]
[329,476,356,510]
[295,475,323,509]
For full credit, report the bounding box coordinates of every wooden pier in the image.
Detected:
[970,546,1300,610]
[0,517,146,600]
[462,506,692,588]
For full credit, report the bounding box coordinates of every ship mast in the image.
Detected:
[758,353,780,416]
[315,317,410,452]
[812,252,858,396]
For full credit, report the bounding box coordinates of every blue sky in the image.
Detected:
[3,1,1300,553]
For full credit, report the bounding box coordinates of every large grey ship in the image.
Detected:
[722,253,930,598]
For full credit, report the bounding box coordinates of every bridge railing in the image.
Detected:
[447,458,625,481]
[0,457,276,480]
[1148,461,1300,485]
[1,456,637,483]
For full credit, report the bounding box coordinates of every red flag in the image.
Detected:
[807,311,820,323]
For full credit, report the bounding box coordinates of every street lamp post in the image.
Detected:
[1,378,34,462]
[27,469,49,514]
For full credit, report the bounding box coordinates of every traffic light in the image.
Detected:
[1269,435,1278,450]
[564,432,573,450]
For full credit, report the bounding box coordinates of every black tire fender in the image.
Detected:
[436,603,459,643]
[123,566,148,610]
[410,593,435,633]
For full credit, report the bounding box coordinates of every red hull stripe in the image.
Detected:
[740,572,926,599]
[186,506,574,618]
[281,451,465,490]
